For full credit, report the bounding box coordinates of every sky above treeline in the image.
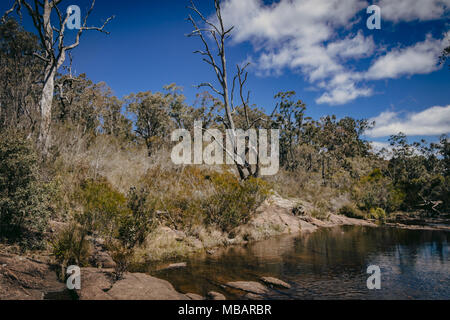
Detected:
[2,0,449,148]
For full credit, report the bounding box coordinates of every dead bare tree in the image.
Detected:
[2,0,114,154]
[187,0,263,180]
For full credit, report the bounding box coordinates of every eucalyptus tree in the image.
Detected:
[2,0,114,154]
[126,91,174,157]
[187,0,269,180]
[0,18,43,134]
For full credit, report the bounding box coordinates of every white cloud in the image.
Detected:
[316,80,372,105]
[327,31,375,59]
[380,0,450,22]
[365,34,449,80]
[216,0,449,105]
[367,105,450,138]
[219,0,371,105]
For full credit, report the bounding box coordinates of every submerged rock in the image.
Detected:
[186,293,204,300]
[260,277,291,289]
[157,262,187,271]
[207,291,226,300]
[244,293,264,300]
[167,262,187,269]
[225,281,269,295]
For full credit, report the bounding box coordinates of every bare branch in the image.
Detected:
[1,1,20,23]
[195,83,223,96]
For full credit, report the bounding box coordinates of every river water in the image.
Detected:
[150,226,449,300]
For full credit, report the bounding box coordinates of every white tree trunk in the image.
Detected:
[38,66,56,153]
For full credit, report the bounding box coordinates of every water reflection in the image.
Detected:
[149,226,449,300]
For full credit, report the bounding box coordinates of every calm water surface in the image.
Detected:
[149,226,449,300]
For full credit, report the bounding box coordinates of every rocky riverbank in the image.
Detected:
[0,194,380,301]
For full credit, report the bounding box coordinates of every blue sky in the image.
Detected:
[2,0,450,148]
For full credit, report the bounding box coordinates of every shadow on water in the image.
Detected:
[44,289,78,300]
[145,226,449,300]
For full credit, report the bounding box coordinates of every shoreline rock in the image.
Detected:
[207,291,226,300]
[225,281,269,295]
[77,268,188,300]
[260,277,291,289]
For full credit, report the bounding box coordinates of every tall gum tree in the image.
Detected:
[2,0,114,154]
[187,0,274,180]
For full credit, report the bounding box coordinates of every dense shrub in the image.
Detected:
[52,224,91,275]
[352,169,404,213]
[135,166,270,233]
[368,208,387,221]
[338,204,365,219]
[203,173,270,232]
[75,178,131,237]
[0,133,51,248]
[117,187,157,249]
[107,240,134,280]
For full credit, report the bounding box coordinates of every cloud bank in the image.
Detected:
[219,0,449,105]
[367,105,450,137]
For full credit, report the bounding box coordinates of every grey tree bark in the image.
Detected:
[2,0,114,154]
[188,0,265,180]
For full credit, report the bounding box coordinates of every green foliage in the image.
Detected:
[338,204,365,220]
[0,133,50,248]
[75,178,131,237]
[52,224,91,268]
[203,173,271,232]
[352,168,405,213]
[0,19,43,133]
[368,208,387,221]
[108,240,134,280]
[126,91,174,156]
[117,187,157,249]
[136,166,270,234]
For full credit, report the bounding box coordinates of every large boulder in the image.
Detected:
[76,268,114,300]
[78,268,188,300]
[0,253,65,300]
[106,272,187,300]
[235,195,318,241]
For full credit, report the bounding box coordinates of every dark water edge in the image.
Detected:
[148,226,450,300]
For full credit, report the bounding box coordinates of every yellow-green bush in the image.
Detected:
[75,178,131,238]
[352,168,405,213]
[107,240,134,280]
[338,204,365,219]
[117,187,157,249]
[0,132,51,249]
[368,208,387,221]
[203,173,271,232]
[51,224,91,274]
[135,166,270,233]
